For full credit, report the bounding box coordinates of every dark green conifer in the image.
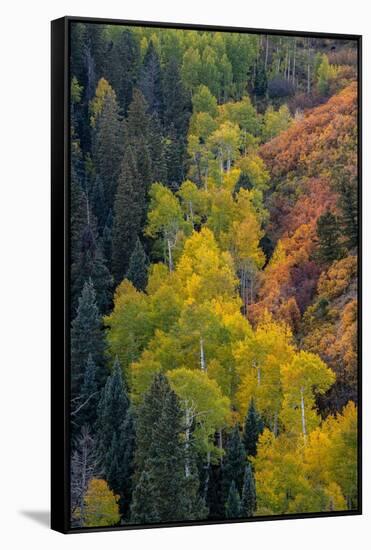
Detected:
[225,481,242,519]
[139,41,164,120]
[242,399,264,457]
[222,425,246,499]
[241,463,256,517]
[70,280,106,401]
[73,353,99,431]
[126,238,149,291]
[316,210,343,263]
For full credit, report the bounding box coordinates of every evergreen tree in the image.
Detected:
[162,56,191,186]
[131,373,206,522]
[126,237,149,291]
[222,425,246,499]
[139,41,164,120]
[206,463,225,520]
[241,463,256,517]
[254,62,268,97]
[70,177,88,265]
[225,481,242,519]
[96,357,134,518]
[149,114,168,183]
[104,29,140,114]
[112,147,143,284]
[92,86,123,217]
[316,210,343,263]
[71,224,113,314]
[242,399,264,457]
[130,470,160,524]
[70,280,106,402]
[73,354,99,432]
[337,176,358,250]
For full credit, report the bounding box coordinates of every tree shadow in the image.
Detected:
[19,510,50,528]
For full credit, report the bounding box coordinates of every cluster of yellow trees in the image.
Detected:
[105,167,357,515]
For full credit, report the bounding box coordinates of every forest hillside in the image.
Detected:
[69,23,358,527]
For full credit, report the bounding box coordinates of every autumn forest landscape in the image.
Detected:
[69,22,359,528]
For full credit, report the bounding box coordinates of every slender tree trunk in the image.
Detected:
[265,36,269,69]
[167,238,173,272]
[203,451,211,499]
[300,387,307,443]
[184,407,191,478]
[200,337,206,371]
[273,410,278,436]
[292,40,296,85]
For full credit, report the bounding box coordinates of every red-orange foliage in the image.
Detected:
[260,84,357,180]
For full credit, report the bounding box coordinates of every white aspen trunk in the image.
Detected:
[200,337,206,371]
[218,429,223,460]
[292,41,296,84]
[257,366,261,386]
[167,238,173,272]
[203,451,211,498]
[184,407,191,478]
[300,387,307,443]
[287,53,291,81]
[189,200,194,226]
[265,36,269,69]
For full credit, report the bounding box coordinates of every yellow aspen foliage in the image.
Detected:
[280,350,335,438]
[89,78,117,127]
[82,479,120,527]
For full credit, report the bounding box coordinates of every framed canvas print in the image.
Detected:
[51,16,362,533]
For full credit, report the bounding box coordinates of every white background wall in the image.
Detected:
[0,0,369,547]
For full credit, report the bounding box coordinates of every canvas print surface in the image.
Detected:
[69,21,359,529]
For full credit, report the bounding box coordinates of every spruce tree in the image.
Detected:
[222,425,246,500]
[126,238,149,291]
[139,40,164,120]
[73,353,99,432]
[162,56,191,187]
[70,280,106,402]
[112,147,143,284]
[242,399,264,457]
[225,481,242,519]
[241,463,256,517]
[131,373,206,523]
[104,29,140,115]
[96,357,135,518]
[316,210,343,263]
[92,88,123,216]
[130,470,160,524]
[149,114,168,183]
[71,224,113,314]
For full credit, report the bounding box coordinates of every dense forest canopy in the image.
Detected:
[69,22,358,528]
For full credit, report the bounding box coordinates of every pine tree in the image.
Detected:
[71,224,113,314]
[131,373,206,523]
[225,481,242,519]
[139,41,164,120]
[70,177,88,265]
[112,147,143,284]
[316,210,343,263]
[254,62,268,97]
[104,29,140,115]
[126,237,149,291]
[130,470,160,524]
[206,463,225,520]
[162,56,191,186]
[72,354,99,432]
[95,357,135,518]
[222,425,246,500]
[241,463,256,517]
[242,399,264,457]
[149,114,168,183]
[70,280,106,402]
[92,86,123,217]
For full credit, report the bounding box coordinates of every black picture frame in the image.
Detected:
[51,15,362,534]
